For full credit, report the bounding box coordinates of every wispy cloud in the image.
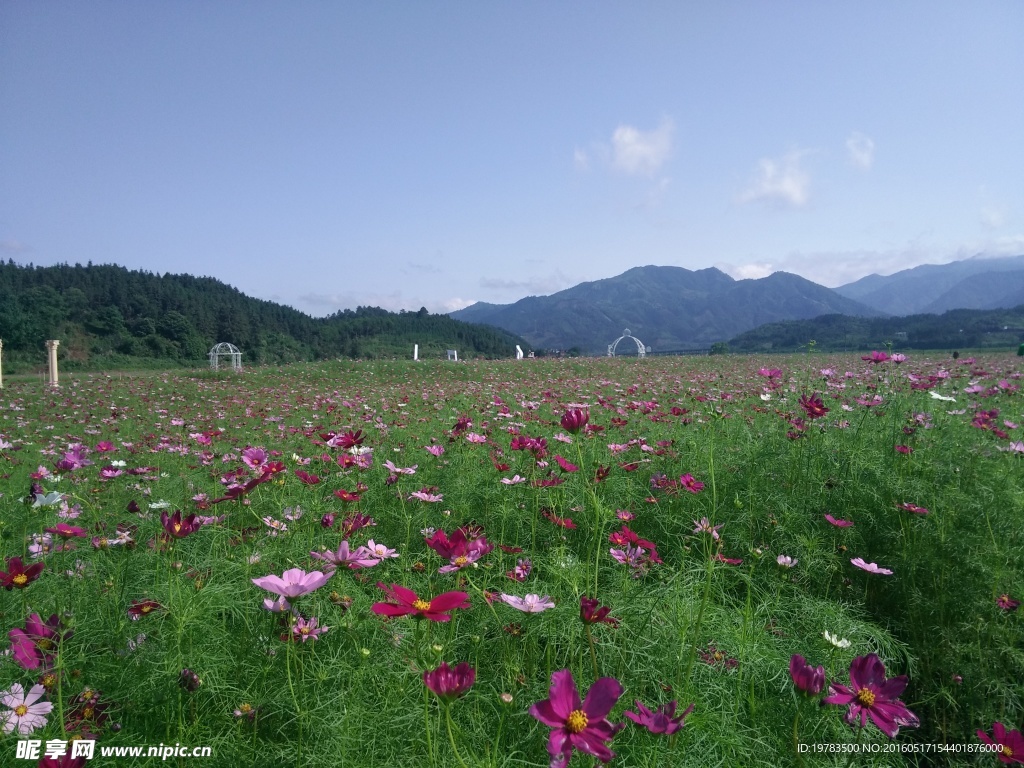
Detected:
[846,132,875,169]
[718,261,774,280]
[737,150,812,207]
[610,118,674,176]
[479,270,577,297]
[0,240,33,255]
[980,206,1005,229]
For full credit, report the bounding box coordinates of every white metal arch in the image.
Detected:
[607,329,649,358]
[209,342,243,371]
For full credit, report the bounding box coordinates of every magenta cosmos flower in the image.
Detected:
[823,653,919,738]
[789,654,825,696]
[625,699,694,735]
[825,514,854,527]
[160,510,200,539]
[530,669,624,766]
[8,613,71,670]
[310,541,380,571]
[423,661,475,703]
[560,408,589,434]
[371,582,469,622]
[251,568,330,599]
[977,722,1023,765]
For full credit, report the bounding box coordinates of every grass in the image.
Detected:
[0,352,1021,766]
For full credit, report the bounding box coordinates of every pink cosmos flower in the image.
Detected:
[851,558,893,575]
[423,662,475,703]
[777,555,798,568]
[291,616,328,642]
[692,517,722,540]
[976,722,1024,764]
[823,653,919,738]
[530,669,624,766]
[862,351,890,364]
[679,473,704,493]
[408,490,443,502]
[383,460,417,475]
[251,568,330,599]
[425,445,445,457]
[45,523,87,540]
[894,445,914,455]
[8,613,71,670]
[825,514,854,527]
[310,541,380,570]
[1,682,53,734]
[624,699,694,735]
[897,503,930,515]
[500,593,556,613]
[0,557,44,590]
[506,558,532,582]
[241,446,268,471]
[501,474,527,485]
[554,455,579,473]
[996,594,1020,612]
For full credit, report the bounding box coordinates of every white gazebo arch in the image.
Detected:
[209,342,243,371]
[607,329,650,358]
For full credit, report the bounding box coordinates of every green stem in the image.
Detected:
[445,706,471,768]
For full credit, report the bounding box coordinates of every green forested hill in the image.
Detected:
[0,261,523,369]
[727,305,1024,352]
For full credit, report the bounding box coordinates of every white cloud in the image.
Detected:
[718,261,775,280]
[738,150,811,207]
[293,290,471,317]
[846,132,875,169]
[573,148,590,171]
[610,118,674,176]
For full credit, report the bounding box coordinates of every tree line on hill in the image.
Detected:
[0,261,521,370]
[727,305,1024,353]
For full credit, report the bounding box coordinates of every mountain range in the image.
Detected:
[450,255,1024,353]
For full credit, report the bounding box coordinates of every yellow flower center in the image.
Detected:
[855,688,876,707]
[566,710,588,734]
[37,638,53,650]
[41,674,57,689]
[454,556,469,566]
[173,523,182,533]
[83,707,95,719]
[412,599,431,611]
[13,573,28,586]
[14,704,28,717]
[239,703,252,714]
[141,605,152,614]
[300,627,310,635]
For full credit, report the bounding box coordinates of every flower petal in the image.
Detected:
[582,677,624,721]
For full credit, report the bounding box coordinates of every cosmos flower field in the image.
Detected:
[1,353,1021,767]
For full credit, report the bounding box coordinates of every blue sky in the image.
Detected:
[2,2,1022,316]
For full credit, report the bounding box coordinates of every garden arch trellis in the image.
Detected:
[209,342,243,371]
[607,329,649,358]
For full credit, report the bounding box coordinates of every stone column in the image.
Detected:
[413,344,418,361]
[46,339,60,386]
[0,338,4,389]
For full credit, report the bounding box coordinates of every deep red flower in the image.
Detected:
[160,510,200,539]
[542,509,576,529]
[423,662,475,703]
[294,470,321,485]
[798,392,829,420]
[593,465,610,483]
[371,582,469,622]
[977,722,1024,764]
[128,600,164,620]
[823,653,919,738]
[789,654,826,696]
[333,488,361,503]
[1,557,45,590]
[997,594,1020,612]
[580,596,619,628]
[897,503,929,515]
[554,455,579,473]
[862,351,890,364]
[530,669,624,766]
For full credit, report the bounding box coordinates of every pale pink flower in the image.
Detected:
[500,593,556,613]
[1,683,53,735]
[851,558,893,575]
[252,568,330,598]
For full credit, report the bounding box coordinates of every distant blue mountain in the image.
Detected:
[449,265,882,353]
